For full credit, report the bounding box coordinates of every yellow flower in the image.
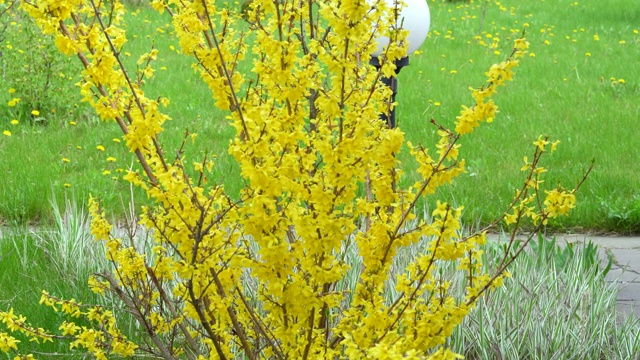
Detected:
[69,121,77,125]
[7,98,20,107]
[2,130,11,137]
[102,170,111,175]
[11,119,18,125]
[62,158,70,163]
[96,145,105,151]
[533,136,549,151]
[64,183,71,188]
[106,157,116,162]
[59,321,80,336]
[8,88,16,94]
[521,156,530,171]
[0,333,20,352]
[31,110,40,116]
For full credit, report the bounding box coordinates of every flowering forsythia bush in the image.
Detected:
[0,0,588,359]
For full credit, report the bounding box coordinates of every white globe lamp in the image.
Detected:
[370,0,431,128]
[373,0,431,57]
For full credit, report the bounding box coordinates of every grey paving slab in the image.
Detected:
[606,268,640,283]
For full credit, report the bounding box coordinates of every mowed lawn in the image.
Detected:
[0,0,638,232]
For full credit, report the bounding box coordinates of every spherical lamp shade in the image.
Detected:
[373,0,431,56]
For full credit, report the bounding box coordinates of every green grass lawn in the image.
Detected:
[0,0,638,233]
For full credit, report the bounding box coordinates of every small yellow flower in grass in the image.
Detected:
[551,140,560,153]
[8,88,16,94]
[2,130,11,136]
[64,183,71,188]
[585,52,591,57]
[11,119,18,125]
[618,79,625,84]
[69,121,76,126]
[544,40,550,45]
[619,40,626,45]
[434,102,441,107]
[31,110,40,116]
[112,138,121,143]
[102,170,111,175]
[106,157,116,162]
[593,34,600,41]
[7,98,20,107]
[96,145,105,151]
[76,146,82,150]
[634,29,639,35]
[62,158,70,163]
[450,70,458,74]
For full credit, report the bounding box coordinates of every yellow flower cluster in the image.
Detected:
[38,291,138,359]
[544,188,577,218]
[455,38,529,135]
[503,136,582,227]
[0,307,54,359]
[1,0,585,359]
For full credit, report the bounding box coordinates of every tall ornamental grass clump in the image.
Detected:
[450,236,640,359]
[0,0,590,358]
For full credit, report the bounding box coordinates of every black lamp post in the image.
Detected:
[371,0,431,128]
